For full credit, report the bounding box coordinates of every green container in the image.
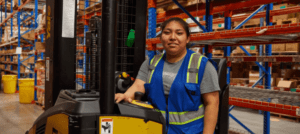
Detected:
[290,88,296,92]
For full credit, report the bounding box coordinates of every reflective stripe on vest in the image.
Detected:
[169,104,204,125]
[155,109,166,119]
[187,54,203,83]
[147,54,164,83]
[156,105,204,125]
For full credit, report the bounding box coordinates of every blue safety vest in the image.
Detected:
[145,49,208,134]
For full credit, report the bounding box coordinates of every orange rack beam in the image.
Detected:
[229,97,300,117]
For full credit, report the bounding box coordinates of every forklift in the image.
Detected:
[27,0,229,134]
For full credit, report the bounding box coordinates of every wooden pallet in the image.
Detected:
[213,53,224,57]
[231,52,258,56]
[270,112,300,122]
[271,51,299,55]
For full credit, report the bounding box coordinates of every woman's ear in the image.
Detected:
[186,36,190,44]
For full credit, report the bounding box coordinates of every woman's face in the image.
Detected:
[161,21,190,56]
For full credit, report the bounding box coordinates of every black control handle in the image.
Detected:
[134,92,144,101]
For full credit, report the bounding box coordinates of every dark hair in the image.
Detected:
[160,17,190,37]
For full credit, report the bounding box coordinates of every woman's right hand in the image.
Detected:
[115,93,133,103]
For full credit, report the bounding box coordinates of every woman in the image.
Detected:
[115,17,220,134]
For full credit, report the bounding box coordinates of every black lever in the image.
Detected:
[134,92,144,101]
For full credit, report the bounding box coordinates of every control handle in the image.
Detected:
[134,92,144,101]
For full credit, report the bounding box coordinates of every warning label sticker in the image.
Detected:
[101,118,113,134]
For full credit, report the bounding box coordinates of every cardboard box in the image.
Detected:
[231,78,241,84]
[234,18,260,28]
[6,57,11,62]
[284,69,299,79]
[21,55,35,63]
[236,46,256,53]
[277,80,298,88]
[213,23,224,30]
[275,44,285,52]
[285,43,299,52]
[249,71,260,84]
[273,4,289,21]
[36,42,46,51]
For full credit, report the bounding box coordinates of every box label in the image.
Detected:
[280,6,286,9]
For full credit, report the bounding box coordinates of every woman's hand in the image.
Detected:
[115,79,146,103]
[115,93,133,103]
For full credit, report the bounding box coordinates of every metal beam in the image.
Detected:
[259,35,298,40]
[251,74,266,88]
[235,4,267,29]
[229,113,255,134]
[238,37,270,42]
[172,0,207,32]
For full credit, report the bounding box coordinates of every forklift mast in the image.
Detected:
[45,0,76,110]
[44,0,147,111]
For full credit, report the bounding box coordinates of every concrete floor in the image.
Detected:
[0,91,299,134]
[0,91,44,134]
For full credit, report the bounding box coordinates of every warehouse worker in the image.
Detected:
[115,17,220,134]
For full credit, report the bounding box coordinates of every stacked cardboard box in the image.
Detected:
[3,26,30,42]
[235,46,257,54]
[275,64,300,88]
[285,43,300,52]
[36,87,45,106]
[159,0,203,10]
[212,49,224,55]
[273,4,300,21]
[89,0,101,6]
[36,42,46,51]
[233,18,260,29]
[231,78,249,84]
[271,44,286,52]
[249,71,260,84]
[231,63,254,78]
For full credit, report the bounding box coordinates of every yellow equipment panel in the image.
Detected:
[45,113,69,134]
[131,100,154,109]
[99,116,163,134]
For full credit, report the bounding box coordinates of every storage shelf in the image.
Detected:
[0,61,18,64]
[156,6,300,32]
[229,86,300,117]
[146,23,300,50]
[155,0,300,23]
[2,69,18,74]
[0,0,33,27]
[0,52,35,56]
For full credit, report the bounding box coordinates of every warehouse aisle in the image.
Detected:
[230,107,300,134]
[0,91,44,134]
